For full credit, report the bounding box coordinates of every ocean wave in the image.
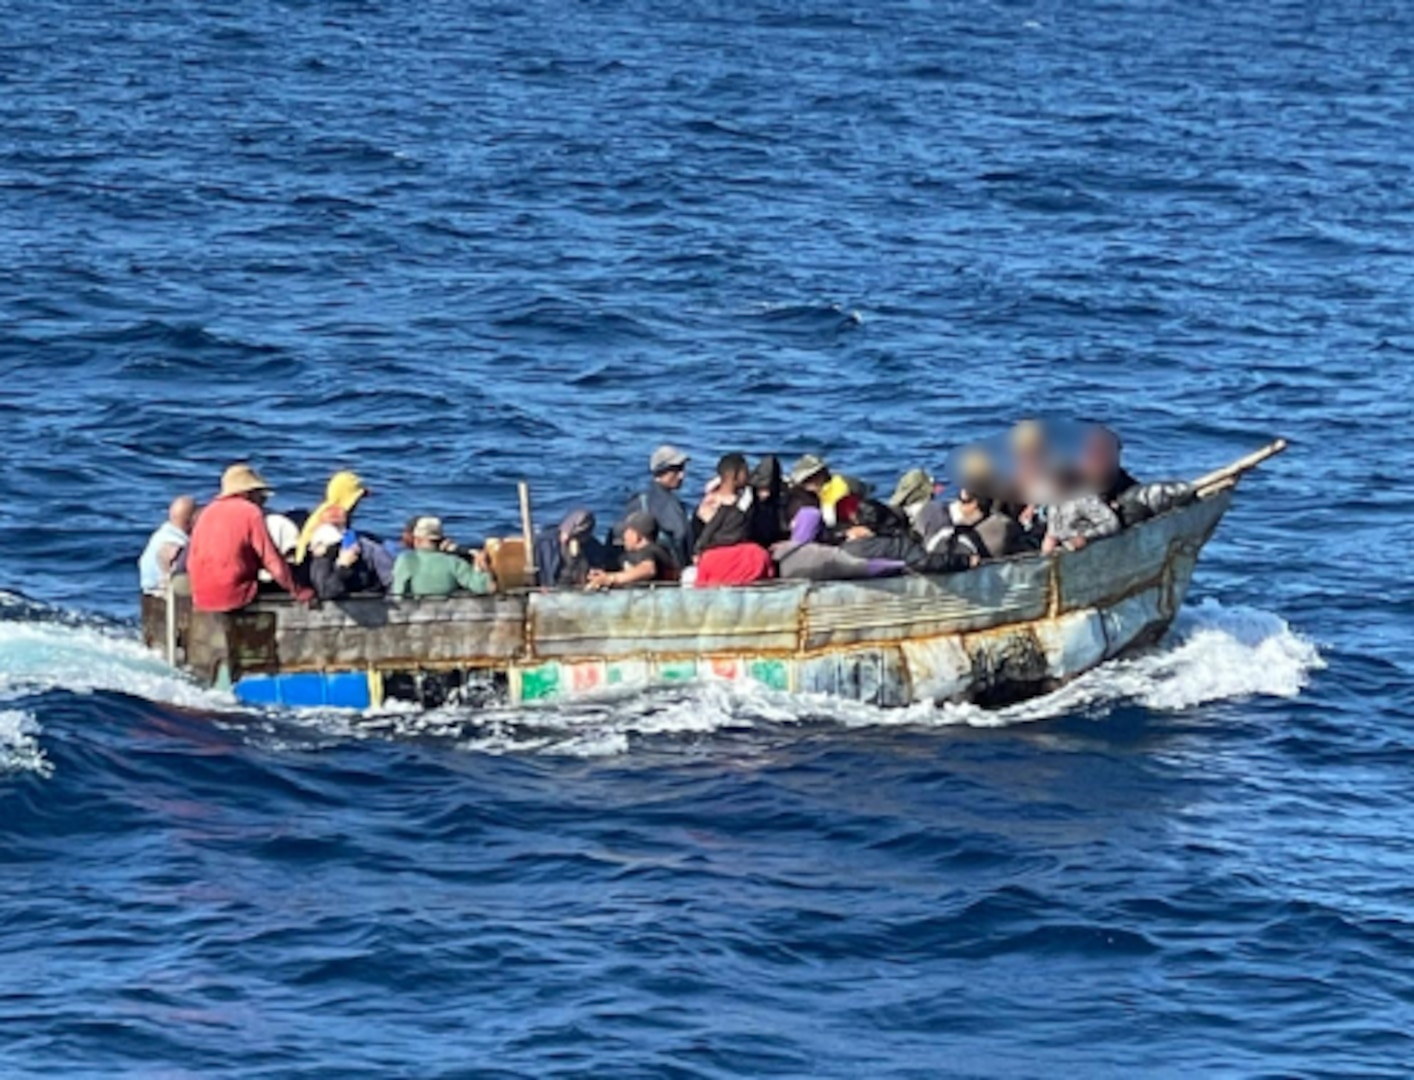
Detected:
[0,618,235,714]
[0,709,51,778]
[744,302,864,338]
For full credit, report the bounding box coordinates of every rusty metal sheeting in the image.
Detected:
[898,585,1171,705]
[802,559,1051,651]
[192,595,527,679]
[1034,608,1109,680]
[185,609,242,685]
[797,648,910,707]
[898,636,974,703]
[1057,491,1230,614]
[528,583,809,660]
[276,595,527,669]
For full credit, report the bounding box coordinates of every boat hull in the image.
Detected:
[143,490,1232,711]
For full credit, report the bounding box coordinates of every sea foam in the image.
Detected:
[0,709,52,778]
[0,600,1322,761]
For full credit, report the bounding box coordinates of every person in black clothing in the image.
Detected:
[694,453,753,556]
[747,455,788,547]
[696,499,751,555]
[305,512,384,600]
[841,500,977,574]
[587,512,677,590]
[623,444,693,571]
[539,508,614,587]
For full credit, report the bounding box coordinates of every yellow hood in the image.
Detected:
[294,471,368,562]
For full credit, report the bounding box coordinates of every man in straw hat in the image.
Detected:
[786,454,830,495]
[187,463,315,612]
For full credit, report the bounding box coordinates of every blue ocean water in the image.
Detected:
[2,0,1413,1074]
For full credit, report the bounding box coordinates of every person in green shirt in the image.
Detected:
[391,517,493,598]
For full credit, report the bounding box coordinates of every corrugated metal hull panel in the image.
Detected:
[801,559,1052,651]
[528,583,808,660]
[199,595,527,677]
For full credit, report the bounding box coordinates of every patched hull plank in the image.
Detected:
[528,584,808,660]
[802,559,1051,651]
[272,595,527,669]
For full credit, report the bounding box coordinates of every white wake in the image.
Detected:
[0,619,235,712]
[345,598,1324,755]
[0,599,1322,764]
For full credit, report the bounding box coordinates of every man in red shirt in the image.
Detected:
[187,464,315,612]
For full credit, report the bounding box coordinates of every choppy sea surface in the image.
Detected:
[2,0,1412,1075]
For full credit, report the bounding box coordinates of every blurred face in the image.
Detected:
[954,490,984,524]
[803,470,829,494]
[1082,434,1118,484]
[655,466,685,491]
[623,526,647,551]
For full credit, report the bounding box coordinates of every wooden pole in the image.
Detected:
[1191,438,1288,494]
[518,481,537,583]
[164,580,178,667]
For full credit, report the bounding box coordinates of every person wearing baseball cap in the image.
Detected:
[622,445,692,571]
[186,463,315,611]
[649,444,690,476]
[390,517,493,598]
[586,511,678,590]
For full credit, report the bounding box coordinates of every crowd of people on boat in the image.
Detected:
[138,421,1194,614]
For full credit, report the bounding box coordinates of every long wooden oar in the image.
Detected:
[1192,438,1288,495]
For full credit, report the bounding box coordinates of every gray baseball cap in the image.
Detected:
[650,445,690,474]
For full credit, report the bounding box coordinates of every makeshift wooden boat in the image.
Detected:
[142,441,1286,711]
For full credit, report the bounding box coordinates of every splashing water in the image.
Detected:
[0,709,52,778]
[0,618,234,713]
[0,599,1321,763]
[973,598,1325,726]
[297,598,1323,755]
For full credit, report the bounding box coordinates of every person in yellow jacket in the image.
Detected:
[294,471,371,563]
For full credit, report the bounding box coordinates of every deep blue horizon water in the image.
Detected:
[2,0,1413,1075]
